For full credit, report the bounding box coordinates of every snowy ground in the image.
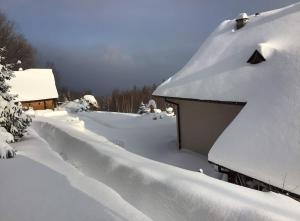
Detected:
[1,110,300,221]
[76,111,219,175]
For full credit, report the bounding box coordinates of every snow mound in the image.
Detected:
[154,2,300,195]
[31,119,300,221]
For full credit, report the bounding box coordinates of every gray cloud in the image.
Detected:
[1,0,299,95]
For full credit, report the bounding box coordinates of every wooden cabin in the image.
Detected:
[9,69,59,110]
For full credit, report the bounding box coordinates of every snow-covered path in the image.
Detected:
[1,111,300,221]
[76,111,218,175]
[31,112,300,220]
[0,128,150,221]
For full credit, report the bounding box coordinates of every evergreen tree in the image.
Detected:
[0,47,31,141]
[137,102,148,114]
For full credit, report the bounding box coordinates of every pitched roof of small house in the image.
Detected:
[153,3,300,195]
[9,69,58,102]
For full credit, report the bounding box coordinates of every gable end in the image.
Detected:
[247,50,266,64]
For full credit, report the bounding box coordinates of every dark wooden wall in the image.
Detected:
[21,99,57,110]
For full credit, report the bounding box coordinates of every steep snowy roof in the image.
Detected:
[9,69,58,102]
[154,3,300,195]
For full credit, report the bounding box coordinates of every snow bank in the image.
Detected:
[1,129,150,221]
[77,111,211,173]
[35,109,68,117]
[154,3,300,195]
[31,119,300,221]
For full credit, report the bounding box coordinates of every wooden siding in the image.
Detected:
[166,98,245,155]
[21,99,57,110]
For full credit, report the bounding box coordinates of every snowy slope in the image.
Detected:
[24,111,300,220]
[154,3,300,194]
[0,128,150,221]
[1,111,300,220]
[9,69,58,101]
[76,111,219,175]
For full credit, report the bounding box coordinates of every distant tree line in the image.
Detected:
[59,84,175,114]
[97,85,170,113]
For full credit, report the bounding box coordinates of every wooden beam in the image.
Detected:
[165,99,182,150]
[153,95,246,106]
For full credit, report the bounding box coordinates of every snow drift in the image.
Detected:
[32,118,300,221]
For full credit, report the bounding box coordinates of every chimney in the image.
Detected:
[236,13,249,30]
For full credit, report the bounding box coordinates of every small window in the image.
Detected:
[247,50,266,64]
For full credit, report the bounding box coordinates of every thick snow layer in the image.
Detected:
[60,96,98,113]
[60,100,87,113]
[9,69,58,102]
[76,111,217,174]
[154,3,300,195]
[1,111,300,220]
[236,12,249,20]
[0,129,150,221]
[83,95,99,108]
[0,127,14,143]
[0,142,14,159]
[27,113,300,221]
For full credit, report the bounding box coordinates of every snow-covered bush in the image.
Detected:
[166,107,175,116]
[0,48,32,158]
[0,99,32,140]
[83,95,99,110]
[0,127,14,143]
[60,95,99,113]
[0,127,15,159]
[153,108,161,113]
[147,99,157,113]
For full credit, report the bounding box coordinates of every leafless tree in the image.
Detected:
[0,10,35,69]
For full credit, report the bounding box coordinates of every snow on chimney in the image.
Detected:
[236,13,249,30]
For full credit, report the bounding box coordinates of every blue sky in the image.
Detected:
[0,0,298,95]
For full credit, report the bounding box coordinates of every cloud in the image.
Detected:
[3,0,300,95]
[100,47,134,68]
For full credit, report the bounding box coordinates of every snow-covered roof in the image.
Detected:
[154,3,300,195]
[9,69,59,102]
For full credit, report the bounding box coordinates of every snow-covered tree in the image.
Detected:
[147,99,157,113]
[137,102,148,114]
[0,48,31,158]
